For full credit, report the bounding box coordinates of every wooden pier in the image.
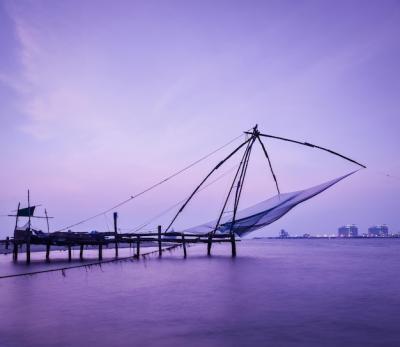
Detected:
[1,224,237,264]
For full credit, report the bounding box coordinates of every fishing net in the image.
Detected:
[183,171,357,237]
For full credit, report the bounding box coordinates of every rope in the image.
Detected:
[0,243,183,279]
[129,164,239,232]
[54,132,246,232]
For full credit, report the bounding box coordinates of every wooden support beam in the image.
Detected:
[136,235,140,257]
[113,212,118,258]
[182,233,187,258]
[79,244,84,260]
[98,243,103,260]
[158,225,162,257]
[46,243,50,261]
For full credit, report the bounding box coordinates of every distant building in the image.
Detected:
[368,225,389,237]
[279,229,289,238]
[338,225,358,237]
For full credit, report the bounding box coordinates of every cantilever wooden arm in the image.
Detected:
[245,131,367,169]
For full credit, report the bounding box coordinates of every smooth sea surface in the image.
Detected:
[0,239,399,347]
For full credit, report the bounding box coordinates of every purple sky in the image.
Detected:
[1,0,399,238]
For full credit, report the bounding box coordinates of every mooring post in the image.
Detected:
[68,244,72,261]
[46,243,50,261]
[79,244,84,260]
[5,237,9,250]
[113,212,118,258]
[136,235,140,257]
[158,225,162,257]
[231,233,236,257]
[207,234,213,256]
[182,233,187,258]
[98,243,103,260]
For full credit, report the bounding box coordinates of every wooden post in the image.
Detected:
[113,212,118,258]
[26,239,31,264]
[13,240,18,261]
[207,234,213,256]
[182,233,187,258]
[68,245,72,261]
[26,190,31,264]
[79,244,84,260]
[5,237,9,250]
[46,243,50,261]
[136,236,140,257]
[98,243,103,260]
[231,233,236,257]
[158,225,162,257]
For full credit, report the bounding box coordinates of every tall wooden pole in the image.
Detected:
[45,209,50,234]
[113,212,118,258]
[13,202,20,261]
[158,225,162,257]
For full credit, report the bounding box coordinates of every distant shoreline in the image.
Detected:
[254,236,400,240]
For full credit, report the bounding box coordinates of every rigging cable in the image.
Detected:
[129,164,240,233]
[54,131,247,232]
[256,134,281,195]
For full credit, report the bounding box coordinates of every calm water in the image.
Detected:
[0,239,399,347]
